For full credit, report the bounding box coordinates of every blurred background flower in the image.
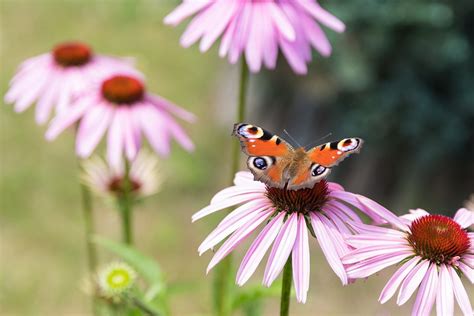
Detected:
[45,72,195,167]
[4,41,134,125]
[164,0,345,74]
[1,1,473,315]
[81,149,162,200]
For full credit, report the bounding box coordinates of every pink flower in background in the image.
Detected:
[164,0,345,74]
[4,42,134,124]
[343,208,473,316]
[46,72,195,167]
[193,171,404,303]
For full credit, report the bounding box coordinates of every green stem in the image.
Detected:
[78,165,99,315]
[129,295,161,316]
[213,60,249,316]
[118,159,133,245]
[280,257,292,316]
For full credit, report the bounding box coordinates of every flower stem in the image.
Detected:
[118,159,133,245]
[280,257,292,316]
[213,60,249,316]
[78,165,99,315]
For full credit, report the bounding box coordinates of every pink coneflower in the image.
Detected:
[45,72,195,167]
[193,171,404,303]
[342,208,473,316]
[4,41,135,124]
[164,0,345,74]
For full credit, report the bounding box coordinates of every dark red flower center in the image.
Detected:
[101,75,144,105]
[407,215,470,265]
[266,180,329,215]
[53,42,92,67]
[108,176,141,195]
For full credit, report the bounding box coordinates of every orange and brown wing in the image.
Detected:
[308,138,363,167]
[232,123,293,187]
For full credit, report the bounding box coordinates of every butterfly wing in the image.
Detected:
[232,123,294,188]
[287,138,363,190]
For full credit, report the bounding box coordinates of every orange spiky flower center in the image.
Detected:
[53,42,92,67]
[407,215,470,265]
[266,180,329,215]
[101,75,144,104]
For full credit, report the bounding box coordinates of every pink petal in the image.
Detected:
[327,182,344,192]
[436,264,454,316]
[295,0,345,32]
[356,195,408,230]
[347,252,412,280]
[106,110,125,170]
[136,104,171,156]
[379,257,420,304]
[311,212,347,284]
[318,214,351,257]
[458,262,474,283]
[343,244,413,264]
[301,12,332,56]
[292,214,310,303]
[245,4,264,73]
[217,199,271,229]
[210,185,266,205]
[259,6,277,69]
[453,208,473,229]
[76,103,113,158]
[35,75,60,124]
[167,116,194,152]
[120,107,139,160]
[163,0,212,26]
[192,193,264,222]
[219,11,239,58]
[268,3,296,41]
[179,4,215,48]
[397,260,430,305]
[206,209,273,273]
[236,212,285,286]
[228,3,252,64]
[412,263,438,316]
[449,267,473,315]
[45,96,93,141]
[263,213,298,286]
[198,204,269,255]
[199,0,237,52]
[278,35,308,75]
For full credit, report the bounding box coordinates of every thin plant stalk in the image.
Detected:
[213,59,249,316]
[78,163,99,315]
[280,257,292,316]
[118,159,133,245]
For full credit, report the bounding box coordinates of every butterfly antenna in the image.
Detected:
[283,129,303,148]
[304,132,333,150]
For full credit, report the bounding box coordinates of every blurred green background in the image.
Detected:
[1,0,472,315]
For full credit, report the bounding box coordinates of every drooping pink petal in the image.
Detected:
[193,192,264,222]
[356,194,408,230]
[268,3,296,41]
[163,0,212,26]
[263,213,298,287]
[136,104,171,156]
[397,260,430,305]
[45,96,94,141]
[300,12,331,56]
[206,209,273,273]
[119,107,139,160]
[311,212,347,284]
[453,208,473,228]
[412,263,438,316]
[347,252,413,280]
[245,4,264,72]
[379,257,420,304]
[106,109,125,169]
[76,103,113,158]
[237,212,285,286]
[449,267,473,315]
[198,204,269,255]
[343,244,413,264]
[458,262,473,283]
[199,0,237,52]
[292,214,310,303]
[260,6,278,69]
[436,264,454,316]
[35,74,60,124]
[211,185,266,205]
[295,0,345,32]
[228,2,252,64]
[216,199,270,229]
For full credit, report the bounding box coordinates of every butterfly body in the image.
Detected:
[233,123,363,190]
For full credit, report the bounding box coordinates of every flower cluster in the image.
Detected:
[5,41,195,167]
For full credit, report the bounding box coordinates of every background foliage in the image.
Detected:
[1,0,472,315]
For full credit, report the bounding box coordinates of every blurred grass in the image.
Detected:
[0,1,442,316]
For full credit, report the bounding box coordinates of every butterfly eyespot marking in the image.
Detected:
[253,157,267,170]
[248,156,274,171]
[311,164,326,177]
[338,138,359,152]
[238,124,264,139]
